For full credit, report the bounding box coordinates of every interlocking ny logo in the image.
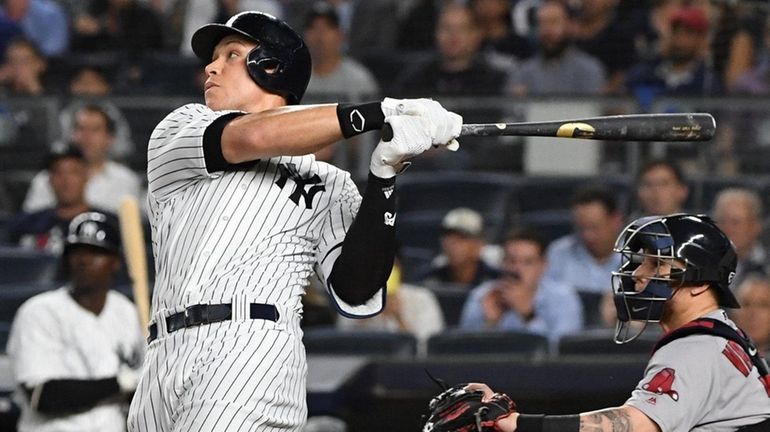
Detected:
[275,163,326,209]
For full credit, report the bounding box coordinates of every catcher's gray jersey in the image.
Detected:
[128,103,384,432]
[626,310,770,431]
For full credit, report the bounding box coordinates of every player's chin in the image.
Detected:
[204,93,224,111]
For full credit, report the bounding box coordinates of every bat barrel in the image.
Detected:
[460,113,716,142]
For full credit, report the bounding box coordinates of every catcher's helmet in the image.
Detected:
[191,11,311,105]
[64,212,121,256]
[611,213,738,343]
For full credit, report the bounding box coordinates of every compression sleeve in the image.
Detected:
[328,172,396,306]
[24,378,121,414]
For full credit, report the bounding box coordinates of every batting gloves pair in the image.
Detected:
[371,98,463,178]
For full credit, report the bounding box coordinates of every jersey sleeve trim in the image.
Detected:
[203,112,258,173]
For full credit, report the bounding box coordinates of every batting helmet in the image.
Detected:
[191,11,312,105]
[64,212,121,256]
[611,213,738,343]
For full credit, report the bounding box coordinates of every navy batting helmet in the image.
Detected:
[191,11,312,105]
[611,213,738,343]
[64,212,121,256]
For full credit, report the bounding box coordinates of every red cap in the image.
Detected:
[670,7,709,33]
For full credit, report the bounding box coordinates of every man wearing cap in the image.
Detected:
[129,10,462,432]
[7,146,114,255]
[7,211,145,432]
[422,207,501,287]
[626,5,723,98]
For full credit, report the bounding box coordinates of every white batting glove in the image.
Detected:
[381,98,463,150]
[370,115,432,178]
[116,364,140,394]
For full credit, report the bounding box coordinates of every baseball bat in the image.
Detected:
[459,113,715,141]
[118,196,151,337]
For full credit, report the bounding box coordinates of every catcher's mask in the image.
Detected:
[611,213,738,344]
[191,11,311,105]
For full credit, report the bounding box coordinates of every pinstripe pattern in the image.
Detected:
[128,104,383,432]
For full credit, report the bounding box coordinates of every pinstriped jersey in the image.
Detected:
[146,103,384,321]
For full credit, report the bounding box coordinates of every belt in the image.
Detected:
[147,303,279,343]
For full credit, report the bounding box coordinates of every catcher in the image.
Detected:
[423,214,770,432]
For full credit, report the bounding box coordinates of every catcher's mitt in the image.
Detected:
[422,384,515,432]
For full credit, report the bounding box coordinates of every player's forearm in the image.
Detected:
[24,377,122,414]
[221,104,343,163]
[328,173,396,305]
[498,406,658,432]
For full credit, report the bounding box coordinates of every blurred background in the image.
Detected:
[2,0,770,430]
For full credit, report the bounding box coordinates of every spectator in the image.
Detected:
[633,158,689,218]
[543,185,623,326]
[458,227,583,344]
[7,211,145,431]
[0,37,49,96]
[421,207,501,288]
[23,104,142,214]
[571,0,637,93]
[733,275,770,356]
[507,0,606,96]
[394,2,507,97]
[70,0,164,59]
[0,0,69,57]
[0,12,22,59]
[470,0,534,61]
[712,188,768,288]
[58,98,136,163]
[68,65,113,97]
[337,257,445,356]
[303,2,380,101]
[626,5,723,102]
[731,14,770,95]
[8,147,97,254]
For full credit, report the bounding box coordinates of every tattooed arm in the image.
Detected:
[578,406,660,432]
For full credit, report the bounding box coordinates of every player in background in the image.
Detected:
[430,214,770,431]
[7,211,145,432]
[127,10,462,432]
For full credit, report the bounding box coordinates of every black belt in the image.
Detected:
[147,303,279,343]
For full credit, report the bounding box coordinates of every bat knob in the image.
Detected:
[382,123,394,142]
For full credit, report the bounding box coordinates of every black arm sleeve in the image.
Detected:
[23,377,121,415]
[202,112,258,173]
[328,173,397,306]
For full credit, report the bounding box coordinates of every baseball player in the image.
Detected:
[7,211,146,432]
[424,214,770,432]
[127,10,462,432]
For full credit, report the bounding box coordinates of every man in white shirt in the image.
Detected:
[23,104,141,214]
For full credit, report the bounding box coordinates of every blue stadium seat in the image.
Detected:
[556,327,661,356]
[426,329,549,357]
[509,175,631,214]
[397,210,507,253]
[512,209,573,246]
[425,285,470,328]
[396,171,516,217]
[0,247,58,284]
[303,328,417,357]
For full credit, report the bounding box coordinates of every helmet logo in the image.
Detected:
[642,368,679,401]
[728,271,735,285]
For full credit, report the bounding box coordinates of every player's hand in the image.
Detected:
[117,364,141,394]
[381,98,463,150]
[370,115,432,178]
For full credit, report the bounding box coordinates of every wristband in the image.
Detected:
[517,414,580,432]
[337,102,385,138]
